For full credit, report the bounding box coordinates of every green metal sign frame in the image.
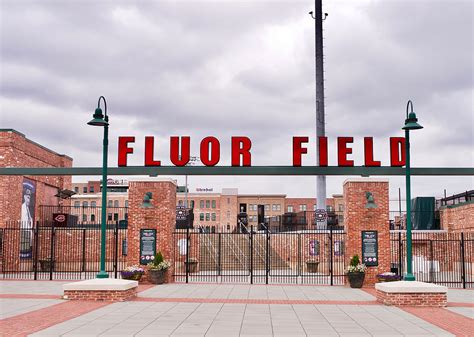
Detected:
[0,166,472,176]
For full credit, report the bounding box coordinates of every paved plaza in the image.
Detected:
[0,281,473,336]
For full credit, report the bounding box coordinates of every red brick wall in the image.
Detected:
[0,130,73,225]
[344,179,390,286]
[440,203,474,232]
[127,180,176,283]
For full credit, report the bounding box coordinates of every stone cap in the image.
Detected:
[375,281,447,293]
[63,279,138,291]
[343,178,389,185]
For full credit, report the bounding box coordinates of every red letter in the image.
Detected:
[337,137,354,167]
[144,136,161,166]
[293,137,308,167]
[390,137,406,167]
[364,137,381,167]
[318,136,328,167]
[118,136,135,167]
[200,137,220,166]
[170,136,190,166]
[231,137,252,166]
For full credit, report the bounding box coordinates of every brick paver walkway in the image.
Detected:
[0,280,472,336]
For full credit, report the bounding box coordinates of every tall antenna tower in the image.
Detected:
[310,0,328,229]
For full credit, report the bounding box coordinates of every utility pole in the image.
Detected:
[310,0,327,229]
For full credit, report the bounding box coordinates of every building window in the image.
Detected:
[205,213,210,221]
[200,200,204,208]
[89,186,94,193]
[125,200,128,208]
[227,197,230,204]
[265,204,270,211]
[178,200,183,206]
[206,200,210,208]
[272,204,280,211]
[212,200,216,208]
[287,206,293,213]
[74,201,80,208]
[114,200,119,207]
[300,204,307,211]
[108,200,113,207]
[83,201,88,208]
[83,186,87,193]
[326,205,334,212]
[125,213,128,220]
[227,211,230,219]
[91,214,95,222]
[74,187,79,193]
[190,200,195,208]
[200,213,204,221]
[114,213,119,221]
[313,204,317,211]
[339,204,344,212]
[91,201,96,208]
[227,224,230,230]
[82,214,87,222]
[211,213,216,221]
[108,213,112,221]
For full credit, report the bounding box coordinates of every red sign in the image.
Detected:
[117,136,406,168]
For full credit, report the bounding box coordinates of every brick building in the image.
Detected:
[0,129,73,225]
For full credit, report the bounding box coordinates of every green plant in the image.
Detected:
[350,255,360,267]
[147,252,171,271]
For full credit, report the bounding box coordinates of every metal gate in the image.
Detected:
[173,227,346,285]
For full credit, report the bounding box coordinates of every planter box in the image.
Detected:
[306,261,319,273]
[347,272,365,288]
[121,271,143,281]
[148,269,166,284]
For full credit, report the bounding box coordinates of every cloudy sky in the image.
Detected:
[1,0,472,209]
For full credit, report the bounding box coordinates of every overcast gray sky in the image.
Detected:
[1,0,473,208]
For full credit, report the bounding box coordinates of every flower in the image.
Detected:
[147,251,171,271]
[347,263,367,273]
[123,265,145,274]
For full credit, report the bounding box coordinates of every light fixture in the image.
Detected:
[365,192,377,209]
[141,192,153,208]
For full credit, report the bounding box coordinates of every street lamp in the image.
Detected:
[87,96,109,279]
[402,100,423,281]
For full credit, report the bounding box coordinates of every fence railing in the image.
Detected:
[0,222,127,280]
[390,231,473,288]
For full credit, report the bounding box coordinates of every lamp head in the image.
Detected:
[141,192,154,208]
[87,107,108,126]
[365,192,377,209]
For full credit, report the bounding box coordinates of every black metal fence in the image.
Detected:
[173,227,347,285]
[390,231,473,288]
[0,222,127,280]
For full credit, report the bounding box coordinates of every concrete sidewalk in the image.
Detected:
[0,280,472,336]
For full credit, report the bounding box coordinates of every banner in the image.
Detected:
[20,178,36,259]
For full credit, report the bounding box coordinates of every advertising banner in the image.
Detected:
[20,178,36,259]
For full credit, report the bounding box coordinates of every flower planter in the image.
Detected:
[39,259,55,271]
[185,261,198,273]
[347,272,365,288]
[377,276,401,283]
[121,271,143,281]
[306,261,319,273]
[148,269,166,284]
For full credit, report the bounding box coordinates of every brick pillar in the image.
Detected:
[343,179,390,287]
[128,179,176,283]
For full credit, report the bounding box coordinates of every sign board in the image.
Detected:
[139,229,156,265]
[309,240,320,256]
[53,213,68,227]
[362,230,378,266]
[176,206,193,229]
[314,209,327,222]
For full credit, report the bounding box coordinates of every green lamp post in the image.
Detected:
[87,96,109,279]
[402,100,423,281]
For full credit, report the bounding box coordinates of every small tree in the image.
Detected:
[153,252,164,265]
[350,255,360,267]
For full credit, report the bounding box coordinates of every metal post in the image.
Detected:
[33,223,39,280]
[185,174,188,207]
[97,121,109,278]
[398,231,403,277]
[250,225,253,284]
[329,225,333,286]
[398,188,402,229]
[314,0,327,230]
[114,221,119,279]
[429,239,434,283]
[186,227,190,283]
[218,233,222,277]
[404,129,415,281]
[460,232,466,289]
[49,225,55,281]
[81,229,86,273]
[265,226,269,284]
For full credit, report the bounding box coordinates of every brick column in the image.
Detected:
[343,179,390,286]
[128,179,176,283]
